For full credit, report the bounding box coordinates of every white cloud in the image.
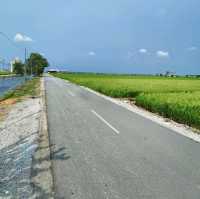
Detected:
[14,33,33,42]
[139,49,147,54]
[187,46,198,51]
[88,51,96,56]
[156,50,169,58]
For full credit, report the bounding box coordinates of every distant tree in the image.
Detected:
[27,53,49,76]
[13,61,24,75]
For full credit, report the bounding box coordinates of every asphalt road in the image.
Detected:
[45,76,200,199]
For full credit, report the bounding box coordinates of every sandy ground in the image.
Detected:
[0,99,16,122]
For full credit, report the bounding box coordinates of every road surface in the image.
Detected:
[45,76,200,199]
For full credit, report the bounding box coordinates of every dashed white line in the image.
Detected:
[91,110,120,135]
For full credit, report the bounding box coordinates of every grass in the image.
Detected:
[0,78,40,102]
[0,71,12,76]
[136,92,200,129]
[53,72,200,129]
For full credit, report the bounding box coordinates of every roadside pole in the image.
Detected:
[24,48,28,81]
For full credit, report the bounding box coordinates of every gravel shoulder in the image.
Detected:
[0,78,53,199]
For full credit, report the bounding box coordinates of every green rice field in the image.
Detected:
[53,72,200,129]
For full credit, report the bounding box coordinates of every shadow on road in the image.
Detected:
[31,133,71,199]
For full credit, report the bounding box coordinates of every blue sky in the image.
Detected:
[0,0,199,74]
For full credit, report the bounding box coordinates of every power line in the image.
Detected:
[0,32,29,75]
[0,32,23,51]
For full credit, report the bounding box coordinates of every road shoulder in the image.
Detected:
[0,77,54,198]
[31,77,54,198]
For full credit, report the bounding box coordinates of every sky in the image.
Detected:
[0,0,200,75]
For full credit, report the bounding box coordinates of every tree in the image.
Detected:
[27,53,49,76]
[13,61,24,75]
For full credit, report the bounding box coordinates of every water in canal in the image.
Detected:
[0,76,31,97]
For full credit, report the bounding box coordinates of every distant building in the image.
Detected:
[10,57,21,73]
[164,71,176,77]
[47,68,60,73]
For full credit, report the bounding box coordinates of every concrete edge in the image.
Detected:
[78,85,200,143]
[31,77,54,198]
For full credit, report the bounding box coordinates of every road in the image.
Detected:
[45,76,200,199]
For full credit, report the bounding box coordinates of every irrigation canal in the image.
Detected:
[0,76,31,97]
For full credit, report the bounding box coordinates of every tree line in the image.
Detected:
[13,53,49,76]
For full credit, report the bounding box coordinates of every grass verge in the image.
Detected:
[0,71,12,76]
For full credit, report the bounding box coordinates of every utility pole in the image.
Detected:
[24,48,27,77]
[0,58,2,71]
[0,58,5,71]
[2,59,5,71]
[30,58,33,76]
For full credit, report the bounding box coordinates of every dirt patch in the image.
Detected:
[0,78,40,121]
[0,98,17,121]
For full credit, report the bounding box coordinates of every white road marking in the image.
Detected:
[91,110,120,135]
[83,86,200,143]
[68,90,75,97]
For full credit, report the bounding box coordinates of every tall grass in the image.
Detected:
[136,92,200,129]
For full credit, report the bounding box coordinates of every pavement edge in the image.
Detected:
[31,77,55,198]
[79,85,200,143]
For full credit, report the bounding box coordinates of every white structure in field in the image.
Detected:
[47,68,60,73]
[10,57,21,73]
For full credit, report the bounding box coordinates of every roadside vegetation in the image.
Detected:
[136,92,200,129]
[53,72,200,129]
[13,53,49,76]
[0,71,12,76]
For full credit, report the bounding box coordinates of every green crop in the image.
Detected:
[136,92,200,129]
[54,73,200,97]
